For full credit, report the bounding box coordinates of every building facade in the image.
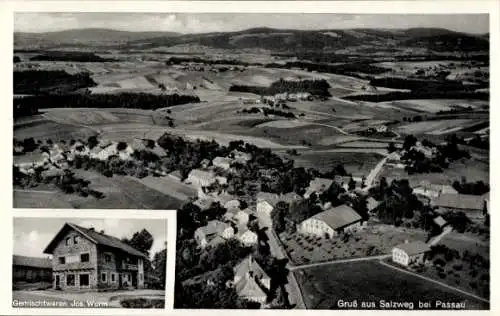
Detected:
[392,241,430,267]
[12,255,52,283]
[43,223,147,291]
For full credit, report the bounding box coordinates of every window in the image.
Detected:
[101,272,107,283]
[111,273,116,282]
[79,274,89,286]
[80,253,90,262]
[74,236,80,244]
[58,257,65,264]
[67,274,75,286]
[105,254,112,263]
[65,237,72,246]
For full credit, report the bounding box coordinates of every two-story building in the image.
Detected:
[43,223,148,291]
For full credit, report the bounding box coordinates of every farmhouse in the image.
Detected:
[194,220,234,249]
[232,151,252,163]
[43,223,147,291]
[392,240,431,267]
[186,169,217,188]
[91,143,118,161]
[212,157,232,170]
[12,255,52,283]
[304,177,334,198]
[233,256,270,304]
[256,191,280,216]
[414,182,458,199]
[433,193,488,220]
[298,205,363,238]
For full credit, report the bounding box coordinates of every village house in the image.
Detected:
[413,181,458,199]
[231,151,253,164]
[432,193,488,221]
[232,256,270,304]
[186,169,217,188]
[256,192,281,227]
[43,223,147,291]
[298,204,363,238]
[90,143,118,161]
[235,228,258,247]
[12,255,52,283]
[392,240,431,267]
[194,220,234,249]
[303,177,334,198]
[433,216,449,230]
[212,157,233,170]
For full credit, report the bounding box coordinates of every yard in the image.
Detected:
[288,151,383,176]
[294,261,489,309]
[279,223,428,265]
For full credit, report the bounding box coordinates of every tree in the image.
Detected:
[123,229,154,256]
[403,135,418,151]
[348,177,356,191]
[388,142,397,153]
[271,201,288,233]
[87,136,99,149]
[152,244,167,289]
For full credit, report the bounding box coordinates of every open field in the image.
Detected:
[14,119,98,142]
[133,175,197,201]
[378,157,489,187]
[286,151,383,176]
[397,119,474,135]
[295,261,489,309]
[380,99,488,113]
[13,190,75,208]
[280,223,427,265]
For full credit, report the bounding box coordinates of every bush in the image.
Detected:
[121,298,165,308]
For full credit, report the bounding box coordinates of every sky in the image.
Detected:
[14,13,489,34]
[13,217,168,260]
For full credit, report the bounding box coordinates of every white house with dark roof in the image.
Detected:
[392,240,431,266]
[256,192,281,228]
[298,204,362,238]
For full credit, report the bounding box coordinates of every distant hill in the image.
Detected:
[14,28,180,48]
[14,27,489,53]
[128,27,489,53]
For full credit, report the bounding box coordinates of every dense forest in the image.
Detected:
[14,70,97,94]
[13,93,200,116]
[30,51,115,62]
[230,79,331,97]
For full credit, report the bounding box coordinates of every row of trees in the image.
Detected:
[241,107,296,118]
[30,51,115,62]
[229,79,332,97]
[14,70,97,95]
[14,93,200,113]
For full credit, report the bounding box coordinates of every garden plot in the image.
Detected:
[280,223,427,265]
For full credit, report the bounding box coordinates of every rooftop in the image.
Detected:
[13,255,52,269]
[433,193,486,211]
[309,204,362,230]
[394,240,431,256]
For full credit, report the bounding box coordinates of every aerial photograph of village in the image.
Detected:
[12,12,489,310]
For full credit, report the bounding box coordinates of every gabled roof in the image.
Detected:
[13,255,52,269]
[188,169,216,181]
[309,204,362,230]
[43,223,148,259]
[394,240,430,256]
[234,275,267,300]
[196,220,231,237]
[212,156,232,166]
[280,192,302,204]
[433,216,448,227]
[234,256,269,281]
[256,192,281,207]
[433,194,485,211]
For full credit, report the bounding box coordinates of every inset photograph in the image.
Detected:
[12,217,168,309]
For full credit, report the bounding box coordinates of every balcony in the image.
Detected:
[121,262,138,271]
